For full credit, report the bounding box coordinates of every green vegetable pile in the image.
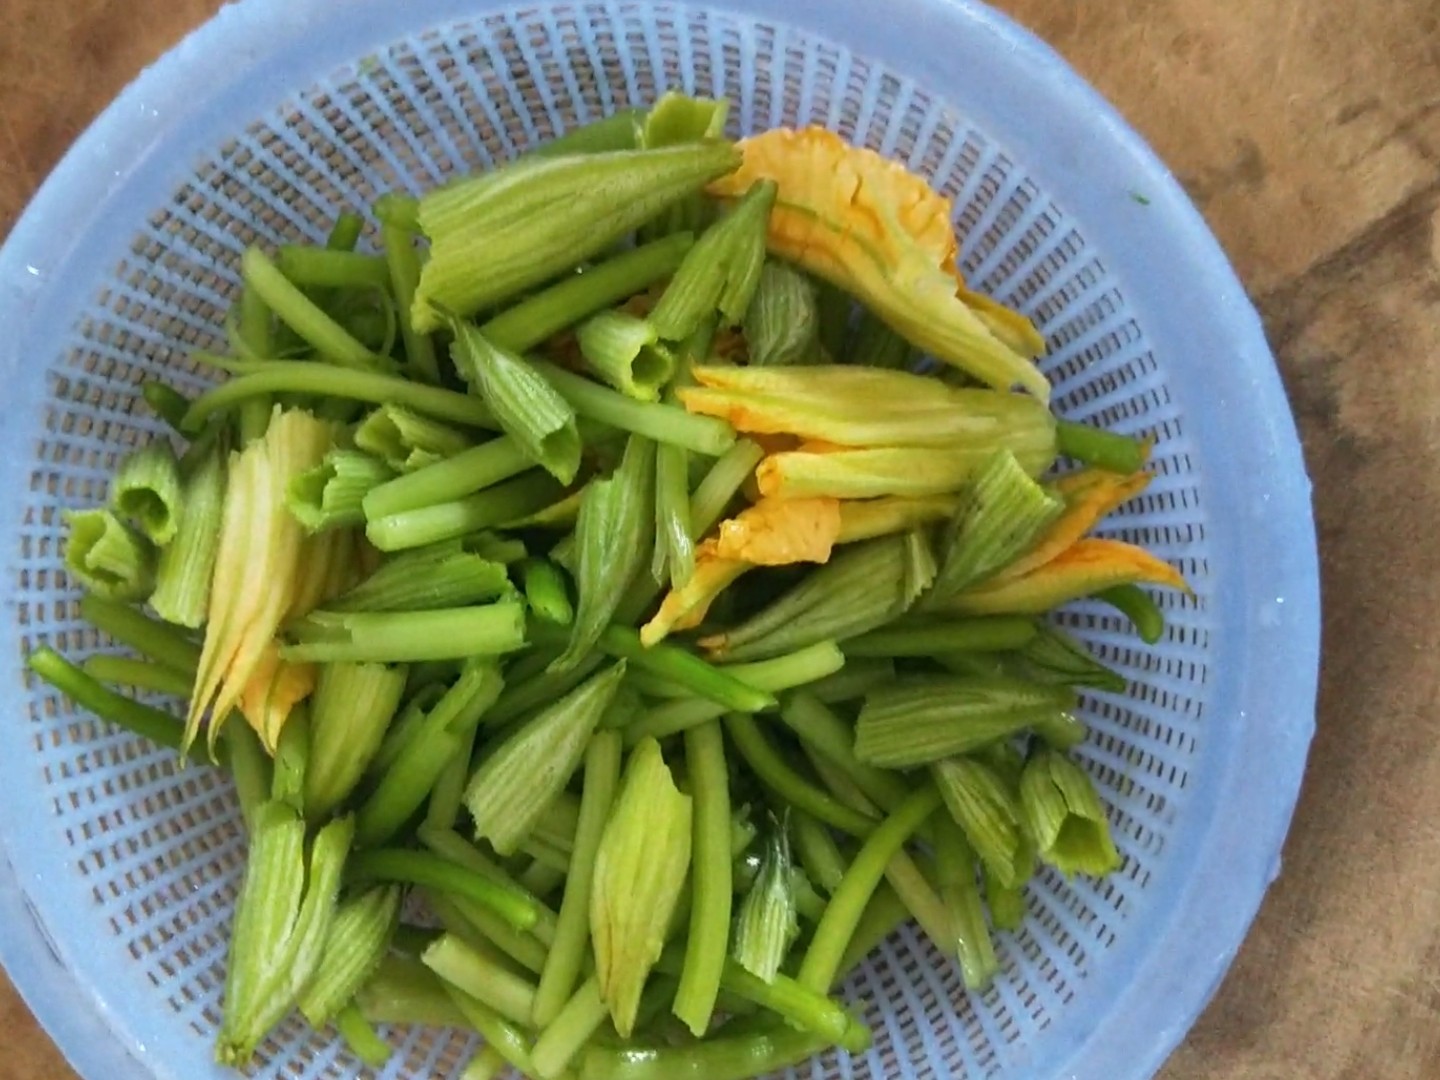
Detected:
[27,93,1186,1080]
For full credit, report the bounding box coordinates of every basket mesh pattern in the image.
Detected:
[11,3,1213,1077]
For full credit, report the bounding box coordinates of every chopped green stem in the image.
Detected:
[354,660,503,847]
[673,720,732,1036]
[426,714,479,831]
[325,211,364,250]
[381,222,442,383]
[350,849,538,931]
[80,655,191,698]
[480,233,695,354]
[63,508,155,601]
[444,987,542,1077]
[933,817,999,990]
[654,441,696,590]
[463,1047,510,1080]
[689,439,764,535]
[112,441,183,545]
[418,826,560,945]
[534,731,622,1028]
[275,246,391,289]
[365,471,565,552]
[287,450,395,532]
[523,558,575,626]
[1096,583,1167,644]
[426,889,550,976]
[576,310,676,401]
[723,714,876,838]
[334,1003,391,1067]
[531,358,735,456]
[797,786,942,992]
[282,603,527,663]
[536,622,774,714]
[362,437,532,519]
[835,883,908,984]
[226,721,271,834]
[141,381,191,432]
[620,643,844,743]
[792,811,848,895]
[181,362,496,434]
[842,617,1037,658]
[780,695,909,815]
[579,1024,827,1080]
[27,647,192,756]
[150,442,225,628]
[532,975,609,1079]
[802,659,896,705]
[422,933,539,1027]
[1055,420,1148,473]
[356,953,469,1027]
[242,246,383,371]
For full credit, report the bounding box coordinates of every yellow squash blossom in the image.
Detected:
[186,408,334,756]
[713,496,841,565]
[640,540,751,646]
[995,469,1152,583]
[944,538,1188,615]
[708,126,1048,400]
[238,643,318,753]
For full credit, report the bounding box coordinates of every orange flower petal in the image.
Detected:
[947,538,1188,615]
[707,126,1048,398]
[641,540,751,646]
[714,497,841,566]
[239,641,318,753]
[995,469,1152,582]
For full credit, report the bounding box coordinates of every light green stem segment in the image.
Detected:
[62,509,155,602]
[111,440,184,545]
[241,246,384,371]
[575,311,676,401]
[673,720,733,1035]
[796,786,942,993]
[533,730,622,1029]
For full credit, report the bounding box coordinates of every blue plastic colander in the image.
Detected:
[0,0,1319,1077]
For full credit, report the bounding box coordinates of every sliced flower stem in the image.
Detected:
[181,362,497,435]
[673,720,733,1036]
[723,713,876,838]
[1055,420,1148,473]
[796,786,942,992]
[841,617,1037,658]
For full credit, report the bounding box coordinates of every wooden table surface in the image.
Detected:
[3,1,1438,1077]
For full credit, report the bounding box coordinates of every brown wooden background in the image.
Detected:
[3,1,1438,1076]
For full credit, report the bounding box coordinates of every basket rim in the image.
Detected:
[0,1,1319,1078]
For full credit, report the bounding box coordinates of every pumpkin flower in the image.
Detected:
[707,127,1049,400]
[640,495,950,646]
[238,643,318,753]
[994,468,1153,583]
[943,538,1189,615]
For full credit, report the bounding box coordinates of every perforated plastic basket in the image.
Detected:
[0,1,1319,1077]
